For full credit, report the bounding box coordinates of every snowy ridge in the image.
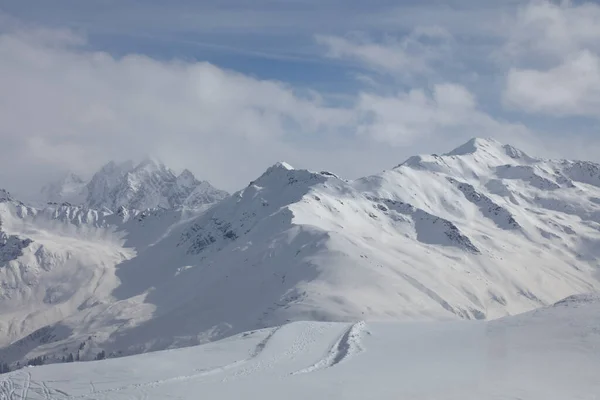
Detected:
[291,321,366,374]
[1,138,600,370]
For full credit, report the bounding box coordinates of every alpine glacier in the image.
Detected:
[1,138,600,371]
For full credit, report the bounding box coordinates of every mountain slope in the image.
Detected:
[1,138,600,368]
[1,294,599,399]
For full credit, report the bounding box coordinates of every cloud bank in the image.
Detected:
[1,1,599,198]
[504,1,600,117]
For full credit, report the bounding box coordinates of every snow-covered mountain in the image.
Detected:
[39,159,228,211]
[1,294,599,399]
[2,138,600,369]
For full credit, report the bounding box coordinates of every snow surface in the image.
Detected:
[1,294,599,399]
[1,138,600,371]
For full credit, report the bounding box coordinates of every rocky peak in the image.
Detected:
[0,189,12,203]
[176,169,199,189]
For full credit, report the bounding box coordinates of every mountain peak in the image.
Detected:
[97,160,135,176]
[273,161,294,171]
[253,162,296,182]
[177,169,199,189]
[99,161,119,173]
[178,169,196,180]
[134,157,168,173]
[445,137,503,156]
[444,137,533,161]
[0,188,12,202]
[394,138,536,177]
[84,159,226,211]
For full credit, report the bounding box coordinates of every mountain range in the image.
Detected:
[1,138,600,369]
[39,159,229,211]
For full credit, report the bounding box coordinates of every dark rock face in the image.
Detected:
[0,230,33,264]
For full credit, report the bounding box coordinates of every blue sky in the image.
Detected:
[1,0,600,194]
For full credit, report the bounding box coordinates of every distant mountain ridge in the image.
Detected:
[39,159,228,211]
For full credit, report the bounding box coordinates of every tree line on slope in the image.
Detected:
[0,349,107,375]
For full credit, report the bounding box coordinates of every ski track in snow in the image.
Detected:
[14,326,286,399]
[220,322,332,382]
[291,321,366,375]
[0,376,68,400]
[0,372,38,400]
[249,326,281,358]
[40,381,52,399]
[0,376,16,400]
[0,323,360,399]
[20,372,30,400]
[2,296,600,399]
[0,323,369,398]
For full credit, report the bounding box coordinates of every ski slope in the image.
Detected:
[0,294,599,399]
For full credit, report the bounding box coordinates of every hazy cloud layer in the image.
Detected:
[0,27,353,194]
[503,1,600,117]
[0,1,599,198]
[316,27,452,78]
[355,84,534,147]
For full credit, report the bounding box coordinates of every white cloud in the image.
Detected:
[505,51,600,115]
[316,27,451,77]
[502,1,600,117]
[356,83,532,147]
[0,19,577,198]
[0,27,353,194]
[503,0,600,63]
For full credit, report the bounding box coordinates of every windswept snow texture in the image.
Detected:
[2,138,600,368]
[1,296,600,399]
[39,159,228,211]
